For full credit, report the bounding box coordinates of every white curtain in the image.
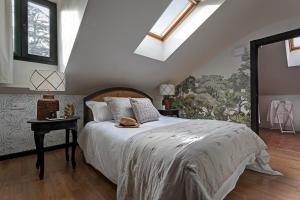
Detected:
[0,0,13,84]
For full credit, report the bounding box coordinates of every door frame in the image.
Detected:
[250,28,300,134]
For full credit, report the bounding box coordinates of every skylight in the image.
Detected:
[134,0,226,61]
[285,37,300,67]
[148,0,198,41]
[289,37,300,51]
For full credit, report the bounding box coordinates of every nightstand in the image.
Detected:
[158,109,179,117]
[27,117,79,180]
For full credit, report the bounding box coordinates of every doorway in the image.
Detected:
[251,28,300,153]
[250,28,300,134]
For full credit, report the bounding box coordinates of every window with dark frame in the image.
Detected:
[13,0,57,65]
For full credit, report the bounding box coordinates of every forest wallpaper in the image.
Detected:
[173,50,251,126]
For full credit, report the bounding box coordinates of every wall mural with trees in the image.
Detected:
[173,50,251,126]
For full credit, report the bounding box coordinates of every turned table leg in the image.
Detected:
[71,129,77,169]
[34,132,45,180]
[34,133,39,169]
[65,129,70,161]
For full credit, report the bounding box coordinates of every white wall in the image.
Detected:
[0,60,57,91]
[13,60,57,88]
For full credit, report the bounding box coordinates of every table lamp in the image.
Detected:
[160,84,175,110]
[30,70,65,120]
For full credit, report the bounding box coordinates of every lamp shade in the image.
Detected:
[30,70,65,91]
[160,84,175,96]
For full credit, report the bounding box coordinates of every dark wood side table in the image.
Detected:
[158,109,179,117]
[27,117,80,180]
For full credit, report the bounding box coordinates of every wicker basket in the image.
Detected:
[37,94,59,120]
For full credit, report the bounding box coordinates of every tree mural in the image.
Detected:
[173,50,251,126]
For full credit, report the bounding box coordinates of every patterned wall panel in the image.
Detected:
[173,51,251,126]
[0,94,83,156]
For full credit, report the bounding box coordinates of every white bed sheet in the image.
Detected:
[78,116,188,184]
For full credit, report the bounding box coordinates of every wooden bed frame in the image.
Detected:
[83,87,152,125]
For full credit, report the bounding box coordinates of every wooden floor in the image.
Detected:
[0,129,299,200]
[225,129,300,200]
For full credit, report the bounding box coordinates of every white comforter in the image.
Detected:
[117,120,280,200]
[78,117,280,200]
[78,116,188,183]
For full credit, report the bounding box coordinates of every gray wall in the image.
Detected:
[258,41,300,131]
[0,94,83,156]
[258,41,300,95]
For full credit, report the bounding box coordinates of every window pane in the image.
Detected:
[149,0,191,36]
[28,1,50,57]
[293,37,300,47]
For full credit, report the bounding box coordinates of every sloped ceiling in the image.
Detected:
[66,0,300,95]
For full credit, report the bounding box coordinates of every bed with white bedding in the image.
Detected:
[79,87,280,200]
[78,116,280,200]
[78,116,188,183]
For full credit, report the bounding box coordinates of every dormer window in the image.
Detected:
[288,37,300,52]
[148,0,200,41]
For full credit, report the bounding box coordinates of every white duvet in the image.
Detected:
[78,116,188,183]
[78,117,280,200]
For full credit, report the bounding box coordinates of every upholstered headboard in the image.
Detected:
[83,87,152,125]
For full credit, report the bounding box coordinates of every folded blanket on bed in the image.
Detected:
[117,120,281,200]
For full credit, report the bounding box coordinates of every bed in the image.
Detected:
[78,87,280,200]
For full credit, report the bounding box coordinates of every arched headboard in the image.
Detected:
[83,87,152,125]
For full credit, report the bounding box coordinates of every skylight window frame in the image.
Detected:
[148,0,200,42]
[289,38,300,52]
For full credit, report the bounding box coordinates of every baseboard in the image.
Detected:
[0,143,74,161]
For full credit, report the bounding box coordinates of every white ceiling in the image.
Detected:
[65,0,300,95]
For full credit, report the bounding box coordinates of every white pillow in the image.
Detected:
[86,101,113,122]
[130,98,160,123]
[104,97,135,122]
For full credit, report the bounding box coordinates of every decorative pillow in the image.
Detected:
[104,97,135,122]
[130,98,160,124]
[86,101,113,122]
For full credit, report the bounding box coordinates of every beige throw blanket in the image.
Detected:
[117,120,280,200]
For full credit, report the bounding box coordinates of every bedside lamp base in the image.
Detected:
[162,96,172,110]
[37,94,59,120]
